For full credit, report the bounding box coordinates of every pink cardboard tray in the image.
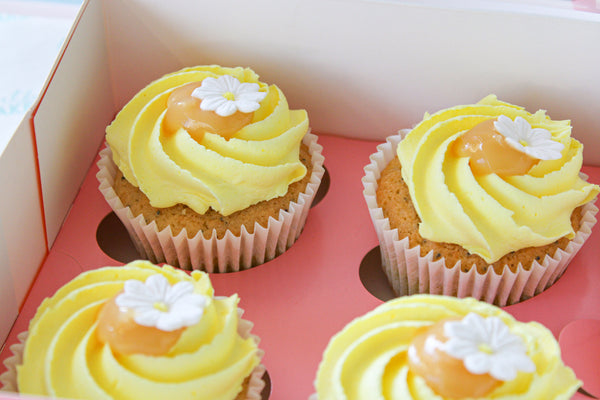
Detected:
[1,134,599,400]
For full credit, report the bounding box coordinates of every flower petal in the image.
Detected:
[200,95,228,112]
[526,140,564,160]
[236,82,261,94]
[445,314,480,340]
[155,311,186,332]
[191,86,222,99]
[170,300,205,326]
[505,137,527,154]
[511,353,537,374]
[134,308,162,328]
[444,338,479,359]
[515,116,531,140]
[215,101,238,117]
[122,279,149,297]
[464,352,492,375]
[235,99,261,113]
[529,128,553,142]
[494,115,518,141]
[198,77,223,92]
[145,274,170,299]
[221,75,240,92]
[490,356,518,381]
[117,280,156,307]
[164,281,195,304]
[238,90,267,103]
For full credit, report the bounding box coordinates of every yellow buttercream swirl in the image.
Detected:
[17,260,260,400]
[106,65,309,216]
[397,95,599,263]
[314,295,580,400]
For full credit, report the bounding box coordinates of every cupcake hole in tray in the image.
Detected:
[310,165,330,208]
[359,246,396,302]
[260,369,272,400]
[96,164,329,267]
[96,212,140,263]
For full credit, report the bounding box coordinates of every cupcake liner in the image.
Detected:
[235,306,267,400]
[97,132,325,273]
[1,308,266,400]
[362,131,598,306]
[0,331,26,393]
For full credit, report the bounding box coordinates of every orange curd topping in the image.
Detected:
[451,119,538,176]
[408,319,501,398]
[162,82,253,142]
[96,294,183,356]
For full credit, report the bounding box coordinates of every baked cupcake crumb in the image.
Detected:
[377,156,583,275]
[113,144,314,240]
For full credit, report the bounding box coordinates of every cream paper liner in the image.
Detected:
[0,307,266,400]
[362,131,599,306]
[96,132,325,273]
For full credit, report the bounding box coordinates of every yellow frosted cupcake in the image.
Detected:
[97,65,325,272]
[312,295,581,399]
[5,260,265,400]
[363,95,599,305]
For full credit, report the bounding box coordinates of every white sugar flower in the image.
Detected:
[494,115,564,160]
[116,274,209,332]
[443,313,536,381]
[191,74,267,117]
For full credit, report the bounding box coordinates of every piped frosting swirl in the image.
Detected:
[397,95,599,263]
[17,260,260,400]
[314,295,580,400]
[106,65,309,216]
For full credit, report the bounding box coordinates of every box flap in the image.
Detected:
[33,0,114,246]
[0,115,46,344]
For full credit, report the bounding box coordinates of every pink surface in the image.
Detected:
[560,319,600,397]
[1,134,598,400]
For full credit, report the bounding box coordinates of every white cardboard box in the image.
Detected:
[1,0,599,398]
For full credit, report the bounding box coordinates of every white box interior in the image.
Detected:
[1,0,599,345]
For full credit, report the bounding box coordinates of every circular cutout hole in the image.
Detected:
[359,246,397,302]
[261,369,272,400]
[96,212,141,263]
[311,166,330,208]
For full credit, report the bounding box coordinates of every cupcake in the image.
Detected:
[1,260,265,400]
[97,65,325,272]
[363,95,599,305]
[312,294,581,399]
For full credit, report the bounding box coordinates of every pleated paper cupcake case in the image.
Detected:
[97,132,325,273]
[363,132,598,306]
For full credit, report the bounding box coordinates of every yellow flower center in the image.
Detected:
[153,302,169,312]
[223,91,235,101]
[519,139,529,147]
[478,343,494,355]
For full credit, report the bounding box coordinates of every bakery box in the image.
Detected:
[1,0,599,399]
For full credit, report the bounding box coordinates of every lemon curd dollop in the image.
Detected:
[451,119,539,176]
[162,81,254,141]
[397,95,599,263]
[95,294,185,356]
[313,295,581,400]
[106,65,309,216]
[17,260,261,400]
[407,318,502,398]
